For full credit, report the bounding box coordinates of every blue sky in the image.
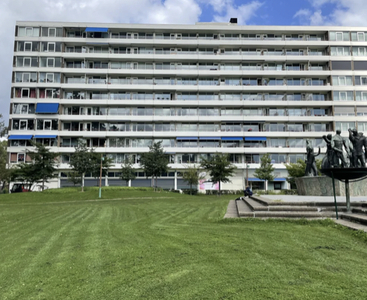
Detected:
[0,0,366,124]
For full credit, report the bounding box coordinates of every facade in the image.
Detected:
[7,20,367,191]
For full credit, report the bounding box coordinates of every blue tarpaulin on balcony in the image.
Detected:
[176,137,198,140]
[8,135,33,140]
[35,103,59,114]
[221,137,243,141]
[34,135,57,139]
[245,137,267,141]
[85,27,108,32]
[199,137,221,140]
[248,178,265,181]
[273,178,286,181]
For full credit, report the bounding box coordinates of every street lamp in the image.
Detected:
[246,163,250,188]
[99,143,106,198]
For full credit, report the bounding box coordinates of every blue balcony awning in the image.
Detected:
[8,135,33,140]
[35,103,59,114]
[245,137,267,141]
[34,135,57,139]
[85,27,108,32]
[176,137,198,140]
[273,178,286,181]
[199,137,221,140]
[221,137,243,141]
[248,178,265,182]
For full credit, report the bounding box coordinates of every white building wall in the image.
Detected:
[7,21,367,190]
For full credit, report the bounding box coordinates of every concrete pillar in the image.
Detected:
[128,179,131,187]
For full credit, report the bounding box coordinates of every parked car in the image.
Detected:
[10,183,32,193]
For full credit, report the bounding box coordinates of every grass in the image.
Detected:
[1,187,367,299]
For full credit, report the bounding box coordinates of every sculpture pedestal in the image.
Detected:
[295,176,367,196]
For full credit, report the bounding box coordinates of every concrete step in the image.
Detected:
[334,219,367,233]
[224,200,239,218]
[267,206,318,212]
[352,207,367,215]
[244,198,267,211]
[340,213,367,226]
[236,200,255,217]
[250,211,336,218]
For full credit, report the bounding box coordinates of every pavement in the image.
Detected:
[261,195,367,203]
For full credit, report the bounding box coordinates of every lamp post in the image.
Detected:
[246,163,250,188]
[98,143,106,198]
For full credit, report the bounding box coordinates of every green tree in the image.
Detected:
[90,152,113,187]
[286,159,322,188]
[182,165,205,195]
[11,143,59,190]
[69,139,96,192]
[253,154,275,191]
[67,171,82,187]
[0,140,12,190]
[0,113,7,137]
[200,153,236,196]
[140,142,169,191]
[120,157,136,186]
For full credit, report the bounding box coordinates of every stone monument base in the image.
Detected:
[295,176,367,196]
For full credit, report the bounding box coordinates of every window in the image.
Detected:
[47,42,55,52]
[47,58,55,67]
[48,28,56,37]
[333,91,354,101]
[330,47,350,56]
[329,31,349,41]
[18,26,39,37]
[356,92,367,101]
[332,76,353,86]
[352,47,367,56]
[335,122,355,131]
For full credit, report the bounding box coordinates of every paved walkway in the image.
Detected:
[224,200,238,218]
[263,195,367,203]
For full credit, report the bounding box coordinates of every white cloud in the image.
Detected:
[208,0,263,24]
[295,0,367,26]
[0,0,202,123]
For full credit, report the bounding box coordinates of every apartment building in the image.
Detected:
[7,20,367,190]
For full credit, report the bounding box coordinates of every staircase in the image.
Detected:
[228,195,367,232]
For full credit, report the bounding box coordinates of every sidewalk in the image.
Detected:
[262,195,367,203]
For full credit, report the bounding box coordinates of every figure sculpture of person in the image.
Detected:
[331,130,349,168]
[322,134,334,168]
[348,128,367,167]
[305,139,321,176]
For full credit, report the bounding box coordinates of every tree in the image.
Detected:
[0,140,12,190]
[182,165,205,195]
[286,159,322,188]
[69,139,96,192]
[253,154,275,191]
[140,142,169,191]
[67,171,82,187]
[200,153,236,196]
[90,152,113,186]
[11,143,59,191]
[0,113,7,137]
[120,157,136,186]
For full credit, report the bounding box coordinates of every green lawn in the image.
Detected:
[1,187,367,300]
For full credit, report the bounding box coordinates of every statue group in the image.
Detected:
[322,129,367,170]
[305,129,367,176]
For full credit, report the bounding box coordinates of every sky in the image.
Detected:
[1,0,367,125]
